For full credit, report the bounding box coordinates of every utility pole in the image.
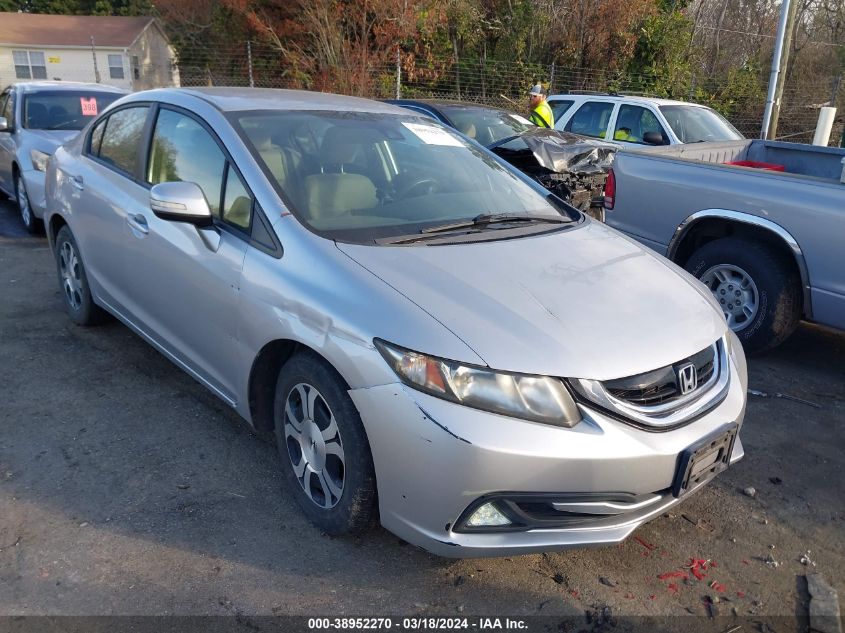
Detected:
[247,41,254,88]
[90,36,101,83]
[761,0,791,139]
[767,0,799,140]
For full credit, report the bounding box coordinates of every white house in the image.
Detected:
[0,12,179,91]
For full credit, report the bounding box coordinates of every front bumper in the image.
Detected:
[349,353,746,558]
[21,168,47,219]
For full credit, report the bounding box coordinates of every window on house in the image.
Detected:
[108,54,125,80]
[132,56,140,80]
[13,51,47,80]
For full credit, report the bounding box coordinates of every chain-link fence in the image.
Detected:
[8,39,837,146]
[170,42,844,146]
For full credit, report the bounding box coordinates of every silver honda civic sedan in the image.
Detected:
[44,88,747,558]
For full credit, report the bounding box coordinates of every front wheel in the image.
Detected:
[15,174,43,234]
[273,352,377,535]
[684,237,802,353]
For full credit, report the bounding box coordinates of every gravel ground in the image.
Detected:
[0,197,843,626]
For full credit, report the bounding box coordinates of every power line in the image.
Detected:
[696,24,845,48]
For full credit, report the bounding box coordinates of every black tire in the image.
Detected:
[15,173,44,234]
[273,351,377,535]
[684,237,801,353]
[54,225,109,326]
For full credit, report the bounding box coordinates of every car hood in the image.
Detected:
[492,128,617,176]
[22,129,78,149]
[337,220,726,380]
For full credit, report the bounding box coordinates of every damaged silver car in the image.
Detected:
[44,88,747,557]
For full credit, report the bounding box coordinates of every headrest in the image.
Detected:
[320,126,380,165]
[304,173,377,220]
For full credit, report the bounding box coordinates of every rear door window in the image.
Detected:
[1,90,14,125]
[564,101,615,139]
[549,99,574,122]
[94,106,149,176]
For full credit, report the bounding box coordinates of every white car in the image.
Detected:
[548,93,744,148]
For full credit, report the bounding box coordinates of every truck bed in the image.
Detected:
[631,139,845,182]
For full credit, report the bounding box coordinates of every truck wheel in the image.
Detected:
[273,352,377,536]
[685,237,801,353]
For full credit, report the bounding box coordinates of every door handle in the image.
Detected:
[69,175,84,191]
[126,213,149,236]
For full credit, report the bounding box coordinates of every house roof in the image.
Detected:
[0,13,158,48]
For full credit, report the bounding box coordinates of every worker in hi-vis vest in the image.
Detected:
[528,84,554,129]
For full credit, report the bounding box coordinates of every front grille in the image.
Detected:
[605,344,717,408]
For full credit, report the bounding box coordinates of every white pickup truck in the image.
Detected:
[604,139,845,352]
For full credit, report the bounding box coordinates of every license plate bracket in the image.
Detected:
[672,424,737,498]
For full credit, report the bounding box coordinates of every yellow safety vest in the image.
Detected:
[530,101,554,128]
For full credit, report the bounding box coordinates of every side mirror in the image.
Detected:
[150,181,213,227]
[643,131,667,146]
[0,116,9,132]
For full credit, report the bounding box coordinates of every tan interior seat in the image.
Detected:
[304,173,377,221]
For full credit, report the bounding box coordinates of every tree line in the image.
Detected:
[2,0,843,137]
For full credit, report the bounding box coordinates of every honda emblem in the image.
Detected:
[677,363,698,395]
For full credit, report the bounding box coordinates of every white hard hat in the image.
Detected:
[529,84,544,96]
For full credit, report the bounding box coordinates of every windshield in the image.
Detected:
[437,105,536,146]
[234,111,572,244]
[23,91,122,131]
[659,105,743,143]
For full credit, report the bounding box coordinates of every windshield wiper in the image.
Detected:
[376,213,570,245]
[420,213,570,234]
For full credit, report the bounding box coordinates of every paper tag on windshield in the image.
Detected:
[509,114,533,126]
[80,98,98,116]
[402,122,464,147]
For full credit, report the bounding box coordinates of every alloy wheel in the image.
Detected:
[700,264,759,331]
[284,383,346,509]
[17,176,32,227]
[59,240,83,311]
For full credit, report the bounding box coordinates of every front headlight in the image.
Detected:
[374,339,581,427]
[30,149,51,172]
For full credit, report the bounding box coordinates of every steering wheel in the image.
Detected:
[395,177,439,200]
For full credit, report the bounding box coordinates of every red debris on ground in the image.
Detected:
[634,536,658,551]
[641,551,650,557]
[686,558,709,580]
[668,583,680,595]
[709,581,727,592]
[742,560,750,565]
[658,571,689,581]
[737,591,746,598]
[710,561,718,568]
[648,594,656,600]
[569,590,579,598]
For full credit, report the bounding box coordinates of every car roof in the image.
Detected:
[11,81,127,94]
[140,87,411,115]
[547,93,709,108]
[391,98,509,113]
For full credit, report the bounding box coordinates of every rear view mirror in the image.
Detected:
[643,131,667,146]
[150,181,213,226]
[0,116,9,132]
